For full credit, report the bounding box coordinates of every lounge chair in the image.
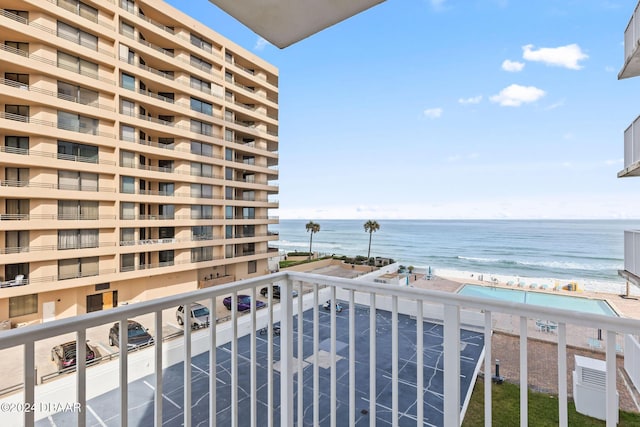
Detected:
[506,280,514,286]
[7,274,24,287]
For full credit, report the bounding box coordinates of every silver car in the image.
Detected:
[176,303,211,329]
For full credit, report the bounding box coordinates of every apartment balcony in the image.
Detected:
[0,271,636,426]
[621,230,640,286]
[619,117,640,177]
[620,2,640,79]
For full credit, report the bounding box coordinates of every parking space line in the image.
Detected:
[86,404,107,427]
[191,362,226,384]
[143,380,181,408]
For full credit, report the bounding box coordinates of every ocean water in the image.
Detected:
[272,219,640,293]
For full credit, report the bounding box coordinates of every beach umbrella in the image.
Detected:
[406,274,409,286]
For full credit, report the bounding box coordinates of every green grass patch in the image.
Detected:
[462,378,640,426]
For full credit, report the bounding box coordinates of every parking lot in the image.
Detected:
[35,302,484,426]
[0,288,278,395]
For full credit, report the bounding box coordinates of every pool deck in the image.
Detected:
[301,263,640,413]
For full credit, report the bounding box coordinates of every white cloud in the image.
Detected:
[489,84,545,107]
[544,99,565,110]
[458,95,482,105]
[522,44,588,70]
[254,37,269,51]
[604,158,623,165]
[605,66,615,73]
[423,107,443,119]
[502,59,525,72]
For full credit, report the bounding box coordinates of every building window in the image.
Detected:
[58,81,98,106]
[190,141,213,157]
[4,10,29,20]
[242,207,255,219]
[58,229,99,250]
[120,99,135,116]
[190,55,212,72]
[121,73,135,90]
[191,184,212,199]
[5,73,29,88]
[6,199,29,220]
[9,294,37,318]
[58,0,98,22]
[58,170,98,191]
[190,97,213,115]
[242,225,255,237]
[120,125,135,142]
[225,187,233,200]
[5,136,28,154]
[5,41,28,53]
[57,140,98,163]
[58,200,98,220]
[5,168,29,184]
[120,202,135,220]
[242,191,255,201]
[121,0,135,13]
[120,228,135,245]
[248,261,257,274]
[121,253,135,271]
[159,250,174,266]
[191,205,212,220]
[57,21,98,50]
[225,206,233,220]
[121,176,135,194]
[57,111,98,134]
[5,105,29,120]
[190,162,213,178]
[58,257,98,279]
[190,119,212,136]
[57,51,98,78]
[190,34,212,53]
[158,204,174,219]
[5,230,29,253]
[158,182,174,196]
[191,247,213,263]
[192,226,213,241]
[225,245,233,259]
[159,227,174,239]
[226,225,233,238]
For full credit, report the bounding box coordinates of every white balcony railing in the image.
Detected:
[0,271,637,426]
[620,117,640,175]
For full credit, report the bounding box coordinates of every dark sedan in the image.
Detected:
[108,320,154,349]
[223,295,266,312]
[51,341,96,371]
[260,285,298,299]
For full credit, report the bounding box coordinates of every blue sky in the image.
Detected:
[169,0,640,220]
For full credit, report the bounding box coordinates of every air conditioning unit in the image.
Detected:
[573,355,618,422]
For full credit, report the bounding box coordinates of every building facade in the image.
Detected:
[0,0,279,324]
[619,3,640,293]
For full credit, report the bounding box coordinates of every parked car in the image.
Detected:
[260,285,299,299]
[177,303,211,328]
[51,341,96,371]
[223,295,266,312]
[108,320,154,349]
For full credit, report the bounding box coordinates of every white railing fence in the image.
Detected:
[0,271,638,427]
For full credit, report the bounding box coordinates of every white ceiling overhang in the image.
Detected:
[208,0,387,49]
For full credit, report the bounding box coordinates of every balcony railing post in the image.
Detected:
[76,329,87,427]
[606,331,617,427]
[520,317,528,427]
[443,304,460,427]
[484,311,492,426]
[558,323,568,427]
[280,278,294,427]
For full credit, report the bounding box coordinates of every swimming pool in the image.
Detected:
[458,284,618,317]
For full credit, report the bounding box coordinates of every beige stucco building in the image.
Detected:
[0,0,279,324]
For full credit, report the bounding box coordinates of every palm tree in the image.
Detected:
[364,220,380,260]
[305,221,320,260]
